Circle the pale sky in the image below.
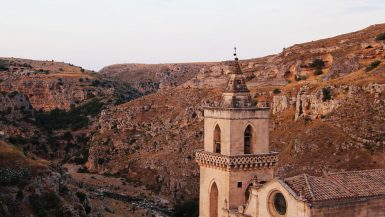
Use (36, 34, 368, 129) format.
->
(1, 0, 385, 71)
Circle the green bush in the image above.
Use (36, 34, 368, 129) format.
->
(309, 59, 325, 69)
(0, 167, 31, 186)
(273, 88, 281, 94)
(174, 199, 199, 217)
(35, 99, 104, 130)
(8, 136, 28, 145)
(63, 131, 73, 141)
(314, 69, 323, 75)
(77, 167, 89, 173)
(76, 191, 87, 202)
(30, 192, 62, 217)
(71, 148, 89, 165)
(366, 60, 381, 72)
(91, 80, 100, 86)
(375, 32, 385, 40)
(0, 60, 9, 71)
(322, 87, 332, 101)
(16, 190, 24, 200)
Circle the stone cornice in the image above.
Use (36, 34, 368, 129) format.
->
(195, 150, 278, 171)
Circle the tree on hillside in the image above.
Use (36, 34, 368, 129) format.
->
(0, 60, 9, 71)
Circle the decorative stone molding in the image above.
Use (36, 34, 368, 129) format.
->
(195, 150, 278, 171)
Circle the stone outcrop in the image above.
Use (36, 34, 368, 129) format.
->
(272, 95, 291, 114)
(294, 86, 340, 121)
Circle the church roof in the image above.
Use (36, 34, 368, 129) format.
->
(283, 169, 385, 204)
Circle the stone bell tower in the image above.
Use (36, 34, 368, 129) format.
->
(196, 49, 278, 217)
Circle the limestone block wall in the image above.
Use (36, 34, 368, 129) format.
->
(244, 180, 311, 217)
(204, 108, 270, 155)
(199, 167, 275, 217)
(199, 167, 230, 217)
(228, 169, 274, 210)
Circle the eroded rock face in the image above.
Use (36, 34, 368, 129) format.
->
(272, 95, 290, 114)
(0, 77, 113, 111)
(325, 55, 360, 80)
(294, 86, 340, 121)
(0, 91, 32, 117)
(273, 84, 385, 121)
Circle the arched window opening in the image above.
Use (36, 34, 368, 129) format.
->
(244, 125, 252, 154)
(210, 182, 219, 217)
(214, 125, 221, 154)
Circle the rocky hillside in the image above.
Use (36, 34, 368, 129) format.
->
(0, 58, 143, 111)
(0, 140, 89, 217)
(88, 24, 385, 202)
(0, 59, 157, 216)
(0, 57, 146, 176)
(1, 24, 385, 215)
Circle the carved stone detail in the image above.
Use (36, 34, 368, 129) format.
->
(195, 150, 278, 171)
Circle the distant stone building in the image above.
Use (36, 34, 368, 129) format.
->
(196, 54, 385, 217)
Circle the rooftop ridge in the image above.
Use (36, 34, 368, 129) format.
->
(327, 169, 385, 175)
(303, 174, 315, 200)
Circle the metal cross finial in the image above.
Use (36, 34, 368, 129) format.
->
(234, 47, 238, 61)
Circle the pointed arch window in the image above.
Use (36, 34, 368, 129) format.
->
(214, 125, 221, 154)
(244, 125, 252, 154)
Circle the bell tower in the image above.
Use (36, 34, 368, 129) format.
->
(196, 49, 278, 217)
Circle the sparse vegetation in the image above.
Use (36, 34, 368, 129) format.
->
(75, 191, 87, 202)
(8, 136, 28, 145)
(364, 142, 375, 154)
(322, 87, 332, 101)
(273, 88, 281, 94)
(304, 116, 312, 125)
(375, 32, 385, 40)
(91, 79, 101, 86)
(35, 99, 104, 130)
(77, 166, 89, 173)
(29, 192, 62, 217)
(174, 199, 199, 217)
(0, 167, 31, 186)
(38, 69, 50, 74)
(309, 58, 325, 69)
(0, 60, 10, 71)
(314, 69, 323, 75)
(21, 63, 31, 68)
(366, 60, 381, 72)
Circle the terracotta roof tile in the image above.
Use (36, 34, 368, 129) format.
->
(283, 169, 385, 203)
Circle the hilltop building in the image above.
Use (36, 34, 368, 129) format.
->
(195, 54, 385, 217)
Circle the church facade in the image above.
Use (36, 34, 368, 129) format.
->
(195, 55, 385, 217)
